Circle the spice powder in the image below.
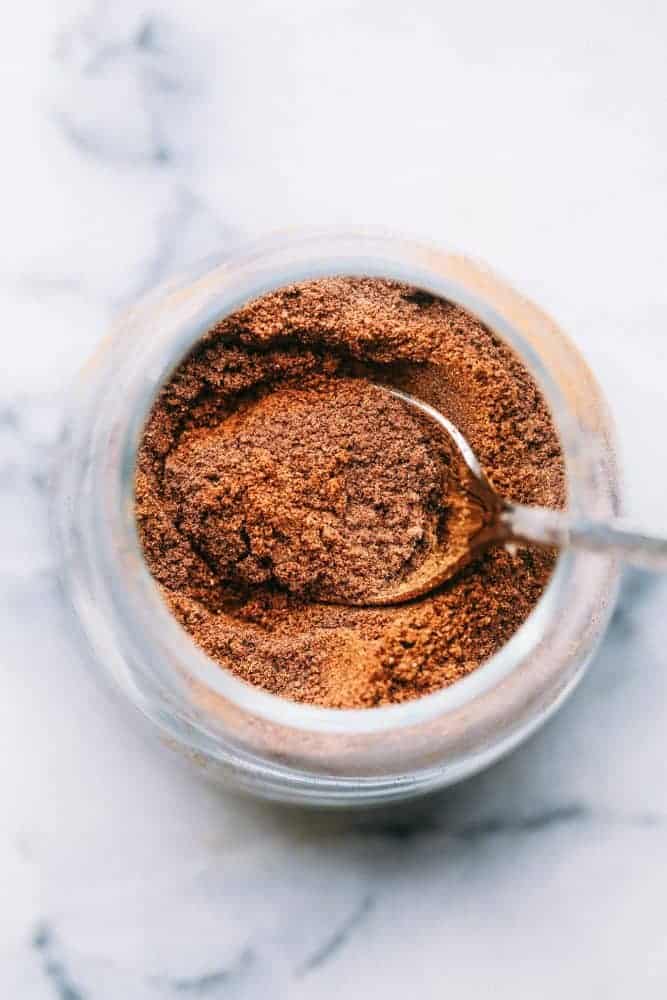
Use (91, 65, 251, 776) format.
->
(135, 278, 564, 708)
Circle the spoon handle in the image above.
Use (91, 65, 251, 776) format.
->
(506, 504, 667, 572)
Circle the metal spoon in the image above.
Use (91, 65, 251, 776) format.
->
(354, 387, 667, 607)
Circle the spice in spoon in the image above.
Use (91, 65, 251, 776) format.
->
(163, 379, 488, 605)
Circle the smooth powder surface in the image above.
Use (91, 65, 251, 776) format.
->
(135, 278, 565, 708)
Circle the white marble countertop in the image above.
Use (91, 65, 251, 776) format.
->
(3, 1, 667, 996)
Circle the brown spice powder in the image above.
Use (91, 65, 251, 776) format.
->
(135, 278, 565, 708)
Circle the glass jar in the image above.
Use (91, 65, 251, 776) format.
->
(52, 229, 621, 806)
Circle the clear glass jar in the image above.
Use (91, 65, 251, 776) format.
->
(52, 230, 621, 806)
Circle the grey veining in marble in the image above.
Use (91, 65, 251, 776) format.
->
(3, 1, 667, 997)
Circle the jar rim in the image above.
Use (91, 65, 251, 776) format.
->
(82, 228, 595, 737)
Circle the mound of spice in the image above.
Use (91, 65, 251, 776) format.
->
(163, 379, 462, 604)
(135, 278, 564, 708)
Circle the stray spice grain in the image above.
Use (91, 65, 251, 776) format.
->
(135, 278, 564, 708)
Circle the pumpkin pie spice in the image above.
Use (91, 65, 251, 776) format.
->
(135, 278, 564, 708)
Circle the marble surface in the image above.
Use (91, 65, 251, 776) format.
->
(3, 1, 667, 996)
